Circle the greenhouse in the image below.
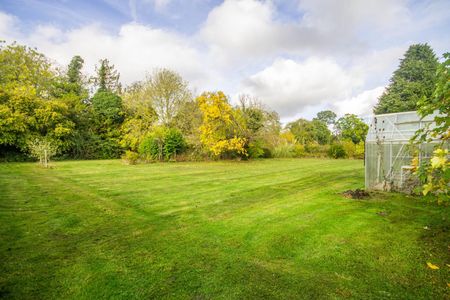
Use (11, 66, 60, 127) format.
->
(365, 111, 441, 192)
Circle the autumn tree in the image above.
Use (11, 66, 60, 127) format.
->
(374, 44, 438, 114)
(197, 91, 247, 158)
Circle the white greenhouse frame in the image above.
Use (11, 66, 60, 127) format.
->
(364, 111, 443, 192)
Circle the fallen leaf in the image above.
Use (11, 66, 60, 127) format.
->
(427, 262, 439, 270)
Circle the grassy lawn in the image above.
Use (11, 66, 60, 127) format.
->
(0, 159, 449, 299)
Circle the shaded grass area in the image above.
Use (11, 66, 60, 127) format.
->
(0, 159, 448, 299)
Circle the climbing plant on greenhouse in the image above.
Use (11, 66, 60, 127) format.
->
(413, 53, 450, 203)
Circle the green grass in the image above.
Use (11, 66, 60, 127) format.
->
(0, 159, 449, 299)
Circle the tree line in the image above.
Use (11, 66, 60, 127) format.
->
(0, 42, 446, 166)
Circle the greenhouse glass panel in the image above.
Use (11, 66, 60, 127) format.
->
(364, 111, 445, 192)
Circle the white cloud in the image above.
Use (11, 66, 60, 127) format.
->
(200, 0, 278, 63)
(7, 20, 215, 92)
(199, 0, 416, 66)
(240, 57, 360, 118)
(332, 86, 385, 117)
(298, 0, 410, 32)
(0, 11, 20, 41)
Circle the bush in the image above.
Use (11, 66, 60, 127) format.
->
(93, 137, 123, 159)
(164, 128, 186, 160)
(341, 140, 356, 158)
(138, 127, 186, 161)
(304, 143, 329, 158)
(273, 143, 295, 158)
(27, 137, 58, 167)
(122, 150, 139, 165)
(355, 142, 365, 159)
(293, 144, 306, 157)
(328, 143, 347, 159)
(261, 147, 273, 158)
(340, 140, 365, 159)
(248, 140, 265, 158)
(139, 135, 163, 161)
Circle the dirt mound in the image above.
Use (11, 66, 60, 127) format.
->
(342, 189, 370, 199)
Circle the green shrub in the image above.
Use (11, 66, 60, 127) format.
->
(328, 143, 347, 159)
(122, 150, 139, 165)
(139, 135, 163, 160)
(293, 144, 306, 157)
(248, 140, 265, 158)
(355, 142, 365, 159)
(341, 140, 356, 158)
(273, 143, 295, 158)
(304, 142, 329, 158)
(164, 128, 186, 160)
(261, 147, 273, 158)
(138, 127, 186, 161)
(340, 140, 365, 159)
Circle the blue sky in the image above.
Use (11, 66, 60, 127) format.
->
(1, 0, 449, 121)
(1, 0, 223, 33)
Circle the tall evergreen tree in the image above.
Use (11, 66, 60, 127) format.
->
(374, 44, 438, 114)
(93, 58, 121, 93)
(67, 55, 84, 84)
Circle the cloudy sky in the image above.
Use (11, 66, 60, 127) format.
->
(1, 0, 449, 122)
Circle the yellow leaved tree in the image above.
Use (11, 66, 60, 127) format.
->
(197, 91, 247, 158)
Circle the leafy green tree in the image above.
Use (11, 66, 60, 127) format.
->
(0, 42, 74, 155)
(335, 114, 368, 144)
(311, 119, 331, 145)
(374, 44, 438, 114)
(314, 110, 337, 125)
(287, 118, 331, 145)
(286, 119, 314, 144)
(93, 58, 121, 93)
